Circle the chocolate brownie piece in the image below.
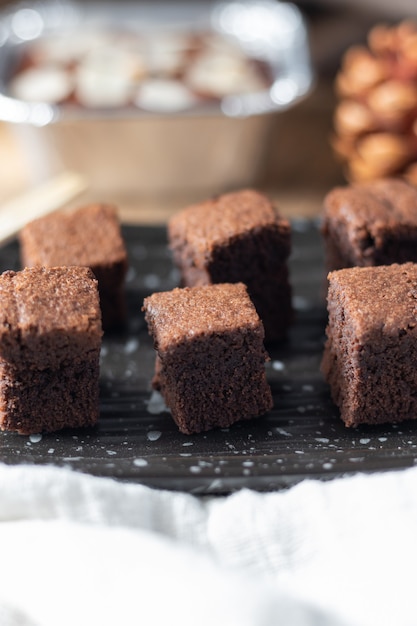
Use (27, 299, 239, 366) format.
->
(0, 266, 102, 434)
(19, 203, 128, 330)
(321, 262, 417, 427)
(322, 178, 417, 271)
(168, 189, 292, 341)
(143, 282, 273, 434)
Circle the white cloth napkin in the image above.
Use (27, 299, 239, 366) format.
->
(1, 462, 417, 626)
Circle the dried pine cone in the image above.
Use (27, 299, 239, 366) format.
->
(333, 20, 417, 184)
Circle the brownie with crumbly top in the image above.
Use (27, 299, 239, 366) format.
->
(321, 262, 417, 427)
(19, 203, 128, 330)
(322, 178, 417, 271)
(143, 282, 273, 434)
(168, 189, 292, 341)
(0, 266, 102, 435)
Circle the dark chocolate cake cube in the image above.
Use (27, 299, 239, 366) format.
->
(0, 266, 102, 434)
(321, 262, 417, 427)
(168, 189, 292, 341)
(143, 282, 273, 434)
(322, 178, 417, 271)
(19, 203, 128, 330)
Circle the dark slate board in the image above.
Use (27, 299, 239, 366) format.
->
(1, 220, 417, 494)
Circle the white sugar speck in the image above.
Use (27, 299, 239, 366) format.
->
(124, 338, 139, 354)
(29, 433, 42, 443)
(206, 479, 224, 490)
(242, 460, 254, 468)
(378, 437, 388, 443)
(276, 428, 292, 437)
(293, 295, 311, 311)
(182, 441, 193, 447)
(323, 462, 333, 470)
(360, 438, 371, 445)
(147, 430, 162, 442)
(106, 450, 117, 456)
(190, 466, 202, 474)
(146, 390, 169, 415)
(272, 360, 285, 371)
(133, 458, 148, 467)
(302, 384, 314, 392)
(126, 266, 137, 281)
(144, 273, 161, 289)
(315, 437, 330, 444)
(47, 448, 55, 454)
(198, 460, 212, 468)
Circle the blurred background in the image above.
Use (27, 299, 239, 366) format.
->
(0, 0, 416, 223)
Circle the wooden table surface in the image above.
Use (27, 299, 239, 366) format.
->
(0, 77, 344, 227)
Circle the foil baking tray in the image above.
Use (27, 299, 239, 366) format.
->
(0, 0, 312, 122)
(0, 1, 313, 195)
(2, 221, 417, 495)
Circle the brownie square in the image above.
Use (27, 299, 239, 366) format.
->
(322, 178, 417, 271)
(321, 262, 417, 427)
(143, 283, 273, 434)
(0, 266, 103, 434)
(19, 203, 128, 331)
(168, 189, 292, 342)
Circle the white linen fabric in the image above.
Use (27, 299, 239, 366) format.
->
(0, 462, 416, 626)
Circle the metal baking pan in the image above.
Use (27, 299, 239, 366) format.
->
(2, 220, 417, 495)
(0, 1, 313, 195)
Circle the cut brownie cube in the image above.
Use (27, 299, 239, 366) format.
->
(168, 189, 292, 341)
(143, 283, 273, 434)
(19, 203, 128, 331)
(322, 178, 417, 271)
(0, 266, 102, 434)
(321, 262, 417, 427)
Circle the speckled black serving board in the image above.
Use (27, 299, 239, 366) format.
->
(1, 220, 417, 494)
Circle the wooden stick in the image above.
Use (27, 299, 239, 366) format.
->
(0, 171, 87, 246)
